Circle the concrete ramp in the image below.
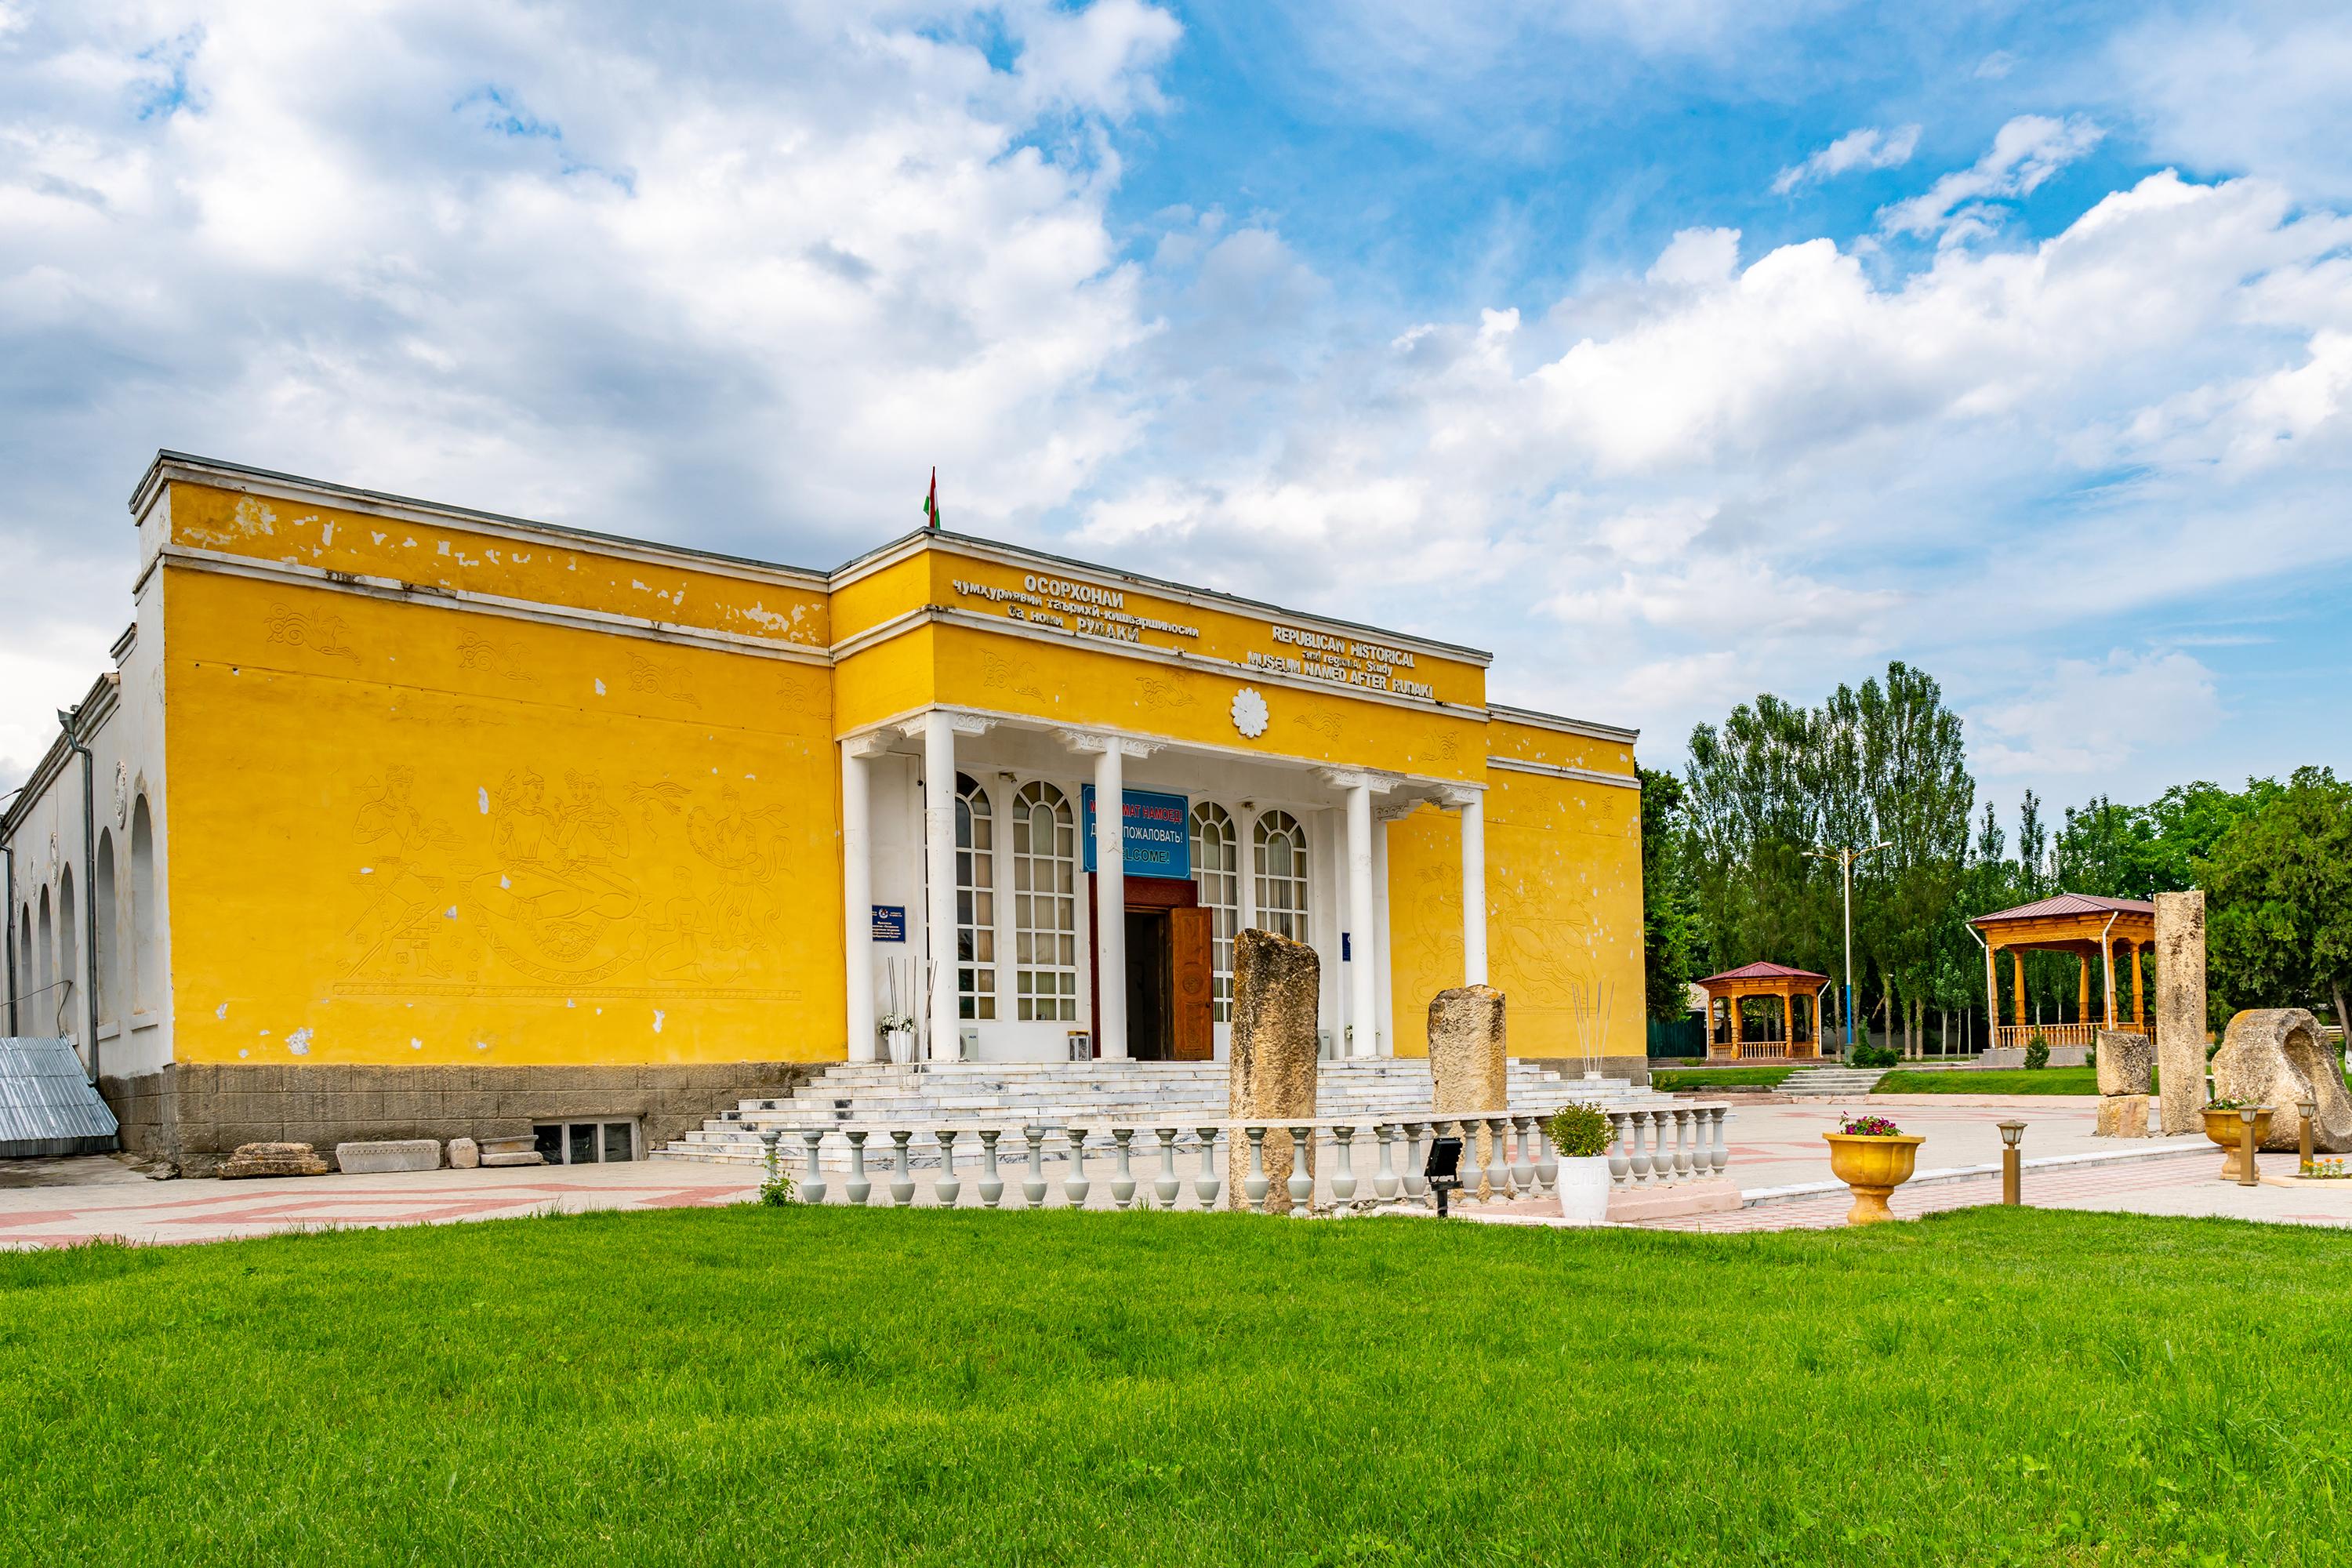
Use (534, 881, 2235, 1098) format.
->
(0, 1038, 119, 1157)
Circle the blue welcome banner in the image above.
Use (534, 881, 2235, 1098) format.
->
(1080, 786, 1191, 880)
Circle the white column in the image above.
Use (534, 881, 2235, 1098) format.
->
(841, 739, 876, 1062)
(1093, 742, 1127, 1060)
(1345, 782, 1376, 1058)
(1236, 803, 1259, 933)
(922, 710, 959, 1062)
(1456, 788, 1488, 987)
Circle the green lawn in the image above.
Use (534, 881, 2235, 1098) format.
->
(1648, 1064, 1795, 1090)
(8, 1207, 2352, 1564)
(1877, 1066, 2109, 1095)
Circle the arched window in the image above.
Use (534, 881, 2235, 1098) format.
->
(130, 797, 156, 1014)
(1011, 781, 1079, 1023)
(1189, 803, 1239, 1024)
(93, 829, 118, 1028)
(57, 866, 78, 1040)
(954, 773, 996, 1021)
(1254, 810, 1309, 942)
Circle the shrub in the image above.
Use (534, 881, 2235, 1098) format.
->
(1839, 1114, 1904, 1137)
(1547, 1102, 1613, 1159)
(1851, 1041, 1898, 1069)
(757, 1140, 797, 1207)
(2024, 1034, 2050, 1071)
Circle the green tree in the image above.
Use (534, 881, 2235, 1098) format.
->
(1636, 768, 1703, 1023)
(2200, 767, 2352, 1032)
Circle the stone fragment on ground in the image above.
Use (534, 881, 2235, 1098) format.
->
(217, 1142, 329, 1179)
(2214, 1008, 2352, 1152)
(334, 1139, 442, 1174)
(477, 1134, 546, 1169)
(448, 1137, 480, 1170)
(2095, 1094, 2151, 1138)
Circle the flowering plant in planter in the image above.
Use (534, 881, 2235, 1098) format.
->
(1823, 1114, 1925, 1225)
(1838, 1114, 1904, 1138)
(1544, 1101, 1616, 1225)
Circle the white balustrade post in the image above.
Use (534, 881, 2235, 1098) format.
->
(978, 1128, 1004, 1208)
(799, 1129, 829, 1204)
(1536, 1117, 1559, 1191)
(1711, 1106, 1731, 1177)
(1063, 1125, 1091, 1207)
(845, 1130, 873, 1205)
(1373, 1124, 1399, 1202)
(935, 1129, 961, 1207)
(1674, 1109, 1695, 1181)
(1022, 1125, 1047, 1208)
(1512, 1115, 1536, 1192)
(1244, 1126, 1269, 1209)
(1628, 1112, 1653, 1186)
(1287, 1127, 1314, 1210)
(1331, 1124, 1358, 1203)
(1154, 1127, 1181, 1207)
(1194, 1127, 1222, 1208)
(1607, 1112, 1631, 1186)
(889, 1129, 916, 1207)
(1110, 1127, 1136, 1209)
(1486, 1116, 1512, 1198)
(1403, 1121, 1428, 1200)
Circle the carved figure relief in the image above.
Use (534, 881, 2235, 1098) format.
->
(265, 601, 358, 661)
(457, 630, 528, 681)
(1137, 673, 1196, 711)
(626, 652, 700, 708)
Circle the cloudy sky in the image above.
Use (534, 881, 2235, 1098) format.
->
(4, 1, 2347, 817)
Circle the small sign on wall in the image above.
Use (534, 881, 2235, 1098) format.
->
(1080, 786, 1192, 880)
(872, 905, 906, 942)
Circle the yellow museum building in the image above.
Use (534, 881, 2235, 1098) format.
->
(2, 452, 1645, 1168)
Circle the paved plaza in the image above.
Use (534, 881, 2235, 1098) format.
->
(5, 1092, 2347, 1247)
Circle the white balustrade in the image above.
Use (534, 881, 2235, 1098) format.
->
(935, 1128, 960, 1207)
(890, 1129, 916, 1207)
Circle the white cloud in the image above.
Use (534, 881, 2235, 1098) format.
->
(1972, 652, 2223, 779)
(1877, 114, 2103, 240)
(1771, 124, 1921, 195)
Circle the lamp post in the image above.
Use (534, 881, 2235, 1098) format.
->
(1997, 1120, 2025, 1205)
(1807, 841, 1890, 1059)
(2299, 1098, 2318, 1173)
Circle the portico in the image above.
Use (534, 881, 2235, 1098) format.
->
(838, 710, 1490, 1065)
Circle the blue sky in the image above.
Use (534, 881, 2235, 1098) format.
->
(2, 0, 2347, 823)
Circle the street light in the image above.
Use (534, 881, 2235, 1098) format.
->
(1998, 1120, 2025, 1205)
(1807, 841, 1890, 1059)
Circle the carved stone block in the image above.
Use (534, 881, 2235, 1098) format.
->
(2094, 1030, 2154, 1098)
(2094, 1095, 2151, 1138)
(217, 1142, 328, 1179)
(1227, 927, 1319, 1212)
(1429, 985, 1507, 1197)
(333, 1138, 442, 1174)
(2154, 891, 2208, 1136)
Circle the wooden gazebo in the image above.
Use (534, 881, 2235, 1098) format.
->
(1967, 893, 2157, 1055)
(1697, 961, 1830, 1062)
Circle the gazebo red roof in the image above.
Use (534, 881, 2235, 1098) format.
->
(1969, 893, 2155, 928)
(1695, 960, 1831, 987)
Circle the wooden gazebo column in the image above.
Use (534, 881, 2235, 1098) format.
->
(2132, 942, 2147, 1030)
(2011, 950, 2027, 1026)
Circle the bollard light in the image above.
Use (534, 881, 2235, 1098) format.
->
(1425, 1136, 1465, 1218)
(2238, 1107, 2262, 1189)
(1997, 1120, 2025, 1207)
(2299, 1098, 2318, 1172)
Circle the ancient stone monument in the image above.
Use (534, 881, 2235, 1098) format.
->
(2153, 891, 2207, 1136)
(1228, 927, 1319, 1212)
(335, 1138, 443, 1174)
(217, 1141, 328, 1179)
(2092, 1029, 2154, 1138)
(2213, 1007, 2352, 1153)
(448, 1137, 481, 1170)
(1429, 984, 1507, 1198)
(478, 1134, 546, 1168)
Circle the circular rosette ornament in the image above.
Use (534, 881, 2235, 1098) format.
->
(1230, 686, 1270, 739)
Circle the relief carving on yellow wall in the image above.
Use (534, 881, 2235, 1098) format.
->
(626, 652, 702, 708)
(264, 602, 359, 662)
(457, 629, 529, 681)
(338, 764, 804, 1002)
(1134, 672, 1196, 711)
(982, 652, 1043, 699)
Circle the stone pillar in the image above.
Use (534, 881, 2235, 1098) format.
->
(1428, 984, 1505, 1199)
(2092, 1029, 2153, 1138)
(922, 710, 959, 1063)
(1227, 928, 1319, 1211)
(841, 739, 877, 1063)
(2154, 891, 2206, 1136)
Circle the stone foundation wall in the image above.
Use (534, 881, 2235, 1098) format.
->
(101, 1061, 821, 1174)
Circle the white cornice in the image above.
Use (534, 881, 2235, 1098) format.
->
(152, 546, 832, 668)
(1487, 702, 1641, 746)
(1486, 756, 1642, 791)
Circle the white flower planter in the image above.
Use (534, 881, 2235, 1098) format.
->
(884, 1027, 915, 1065)
(1555, 1155, 1613, 1225)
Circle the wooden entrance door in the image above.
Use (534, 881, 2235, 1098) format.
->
(1171, 906, 1214, 1061)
